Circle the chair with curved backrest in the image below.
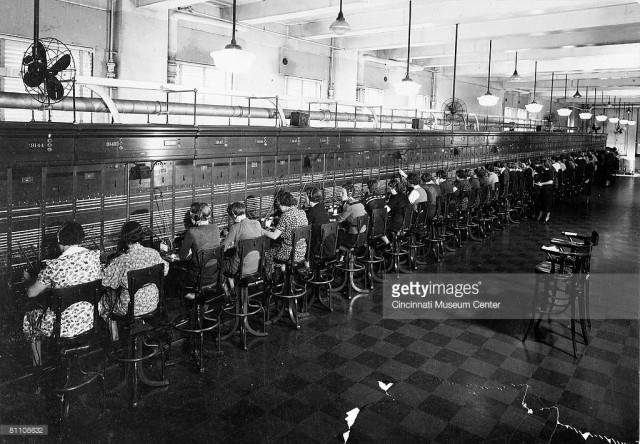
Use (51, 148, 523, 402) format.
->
(406, 203, 428, 270)
(170, 246, 223, 370)
(475, 186, 494, 234)
(332, 214, 369, 300)
(109, 263, 169, 407)
(48, 279, 105, 421)
(221, 236, 269, 350)
(384, 205, 414, 274)
(270, 225, 311, 329)
(357, 208, 387, 290)
(303, 222, 339, 311)
(523, 246, 591, 357)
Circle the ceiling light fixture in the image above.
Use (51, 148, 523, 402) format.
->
(329, 0, 351, 35)
(209, 0, 255, 73)
(477, 40, 499, 107)
(572, 79, 581, 99)
(509, 51, 522, 82)
(394, 0, 421, 96)
(579, 86, 592, 120)
(619, 102, 629, 124)
(609, 97, 619, 124)
(628, 105, 636, 125)
(595, 90, 608, 122)
(557, 74, 572, 117)
(525, 61, 543, 113)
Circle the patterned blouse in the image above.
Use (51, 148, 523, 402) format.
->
(275, 207, 308, 262)
(23, 246, 102, 342)
(102, 243, 169, 317)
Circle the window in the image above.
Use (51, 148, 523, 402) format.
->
(285, 76, 322, 111)
(176, 61, 231, 125)
(416, 94, 430, 111)
(504, 106, 528, 125)
(0, 36, 93, 122)
(363, 87, 384, 107)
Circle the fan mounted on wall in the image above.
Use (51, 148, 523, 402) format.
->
(21, 0, 76, 105)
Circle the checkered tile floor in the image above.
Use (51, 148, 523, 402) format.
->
(1, 178, 638, 443)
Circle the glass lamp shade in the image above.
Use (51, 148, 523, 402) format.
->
(525, 101, 543, 113)
(509, 70, 522, 82)
(329, 15, 351, 35)
(477, 91, 499, 107)
(556, 108, 572, 117)
(394, 76, 421, 96)
(595, 114, 608, 122)
(627, 120, 636, 126)
(619, 119, 629, 125)
(579, 112, 592, 120)
(609, 117, 619, 124)
(210, 42, 255, 73)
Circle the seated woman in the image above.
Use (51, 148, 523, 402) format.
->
(335, 182, 367, 247)
(305, 187, 332, 258)
(23, 221, 103, 365)
(178, 203, 221, 294)
(455, 169, 471, 211)
(407, 173, 428, 207)
(262, 192, 308, 279)
(101, 222, 169, 321)
(381, 178, 410, 245)
(222, 202, 263, 292)
(362, 179, 386, 214)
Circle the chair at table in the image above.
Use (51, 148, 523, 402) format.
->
(269, 225, 312, 329)
(332, 215, 370, 300)
(170, 247, 223, 370)
(523, 246, 591, 358)
(109, 263, 169, 407)
(385, 205, 414, 275)
(46, 279, 105, 421)
(221, 236, 269, 350)
(303, 222, 339, 311)
(358, 209, 387, 290)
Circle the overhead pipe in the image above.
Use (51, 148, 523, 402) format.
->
(106, 0, 117, 81)
(0, 92, 414, 124)
(167, 10, 178, 83)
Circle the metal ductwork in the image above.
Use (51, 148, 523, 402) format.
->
(0, 92, 415, 124)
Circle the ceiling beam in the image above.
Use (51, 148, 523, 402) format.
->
(326, 4, 640, 51)
(136, 0, 212, 11)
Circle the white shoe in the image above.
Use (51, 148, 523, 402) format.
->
(185, 292, 196, 300)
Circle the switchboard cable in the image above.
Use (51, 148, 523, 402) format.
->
(152, 187, 172, 250)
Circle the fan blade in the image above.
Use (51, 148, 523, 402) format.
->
(49, 54, 71, 75)
(23, 63, 46, 87)
(45, 75, 65, 101)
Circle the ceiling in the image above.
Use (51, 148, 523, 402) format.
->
(139, 0, 640, 104)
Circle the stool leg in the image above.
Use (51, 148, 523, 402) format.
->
(571, 300, 577, 358)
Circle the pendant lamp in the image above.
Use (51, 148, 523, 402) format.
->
(329, 0, 351, 35)
(509, 52, 522, 82)
(572, 79, 581, 99)
(619, 103, 629, 125)
(595, 91, 607, 122)
(628, 105, 636, 125)
(609, 97, 619, 123)
(394, 0, 421, 96)
(210, 0, 255, 73)
(525, 61, 543, 113)
(556, 74, 572, 117)
(579, 86, 592, 120)
(477, 40, 499, 106)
